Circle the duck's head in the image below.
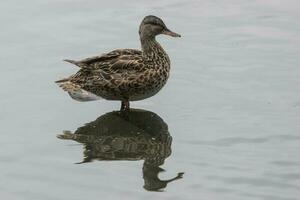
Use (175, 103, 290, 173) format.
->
(139, 15, 181, 39)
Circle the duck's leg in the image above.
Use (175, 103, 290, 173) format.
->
(121, 100, 130, 111)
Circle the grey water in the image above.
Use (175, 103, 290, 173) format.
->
(1, 0, 300, 199)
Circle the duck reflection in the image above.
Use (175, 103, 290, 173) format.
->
(57, 109, 184, 191)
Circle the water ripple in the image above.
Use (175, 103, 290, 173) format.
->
(206, 175, 300, 190)
(264, 172, 300, 181)
(184, 134, 300, 146)
(240, 192, 298, 200)
(270, 161, 300, 167)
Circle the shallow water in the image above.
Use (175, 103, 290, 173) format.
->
(1, 0, 300, 199)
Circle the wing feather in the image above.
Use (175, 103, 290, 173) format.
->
(74, 49, 142, 67)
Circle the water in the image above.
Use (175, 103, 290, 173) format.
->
(1, 0, 300, 199)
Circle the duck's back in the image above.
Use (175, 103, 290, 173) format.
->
(67, 49, 142, 70)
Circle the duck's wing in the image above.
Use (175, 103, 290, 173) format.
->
(68, 53, 146, 87)
(64, 49, 142, 70)
(56, 66, 147, 101)
(57, 49, 146, 100)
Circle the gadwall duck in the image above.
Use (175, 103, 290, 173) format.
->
(56, 15, 180, 111)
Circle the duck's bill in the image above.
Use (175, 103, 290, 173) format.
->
(162, 29, 181, 37)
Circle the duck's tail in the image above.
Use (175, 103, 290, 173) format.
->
(63, 59, 86, 68)
(56, 80, 101, 102)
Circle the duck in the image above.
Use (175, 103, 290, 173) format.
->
(56, 15, 181, 111)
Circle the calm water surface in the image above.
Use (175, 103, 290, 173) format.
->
(1, 0, 300, 199)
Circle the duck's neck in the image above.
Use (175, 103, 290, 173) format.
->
(140, 36, 169, 63)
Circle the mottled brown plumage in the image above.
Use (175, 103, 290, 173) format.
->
(56, 15, 180, 111)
